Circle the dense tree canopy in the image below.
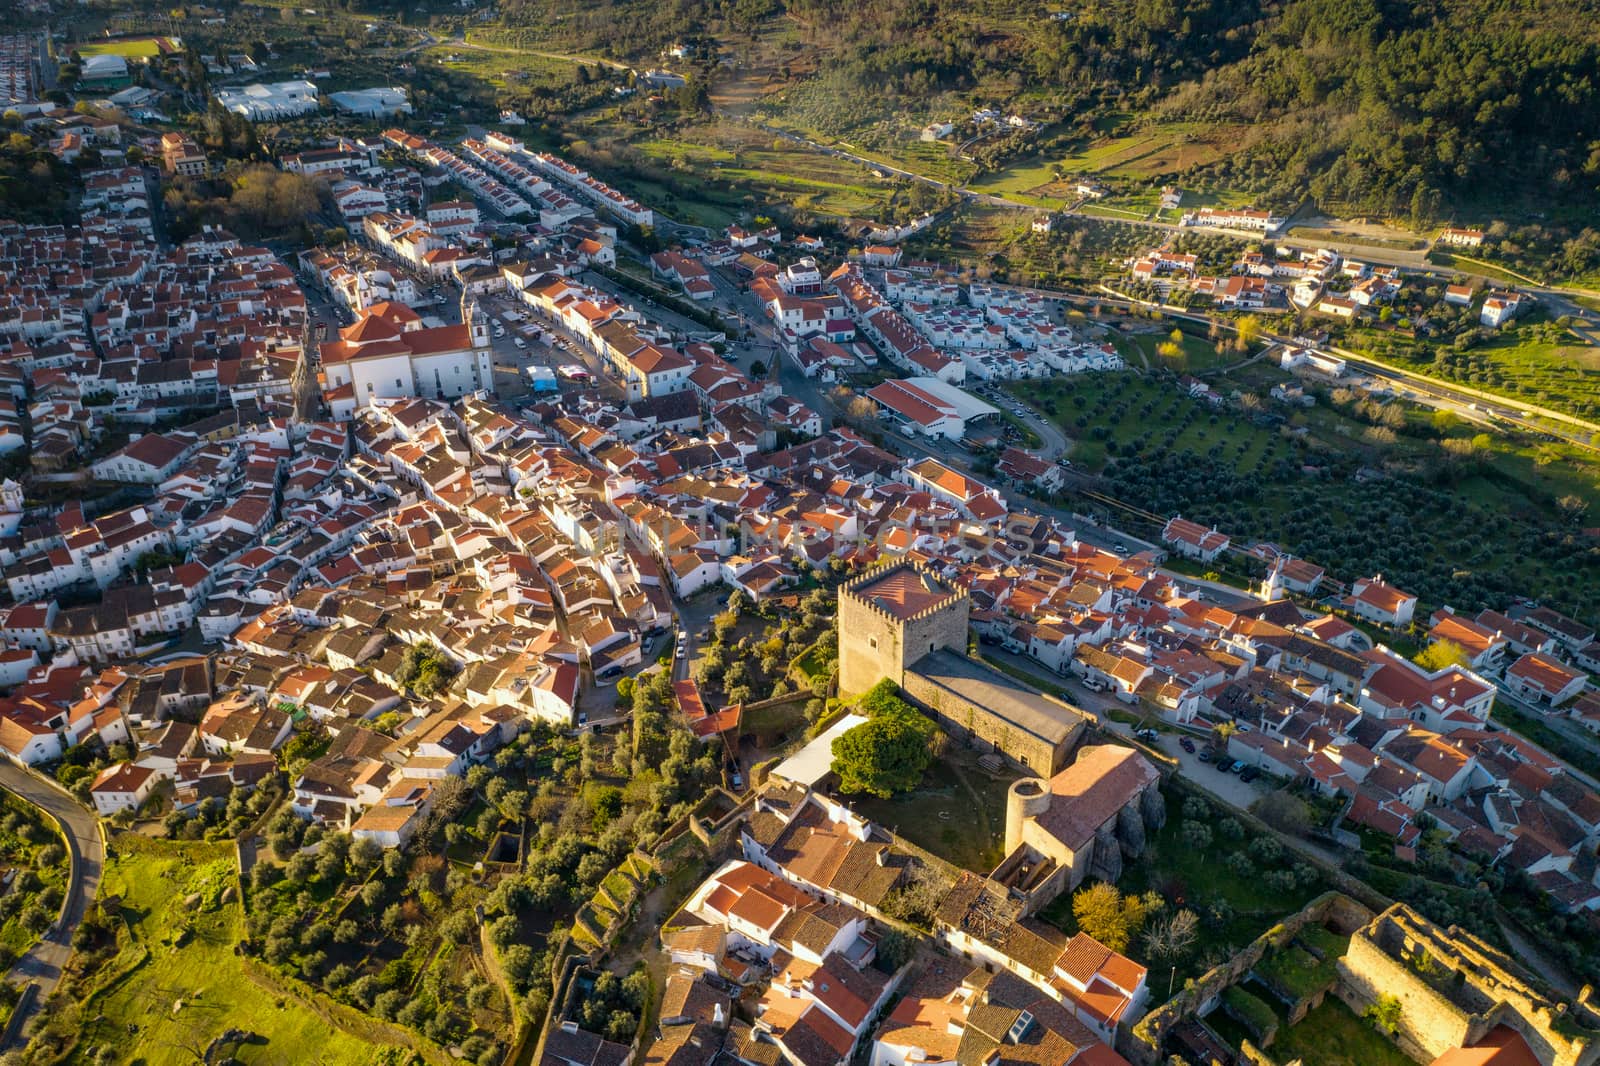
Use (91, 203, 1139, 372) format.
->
(499, 0, 1600, 222)
(831, 683, 937, 797)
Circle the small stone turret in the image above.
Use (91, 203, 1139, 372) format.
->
(1005, 777, 1051, 856)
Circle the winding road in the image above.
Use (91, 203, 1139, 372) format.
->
(0, 763, 103, 1050)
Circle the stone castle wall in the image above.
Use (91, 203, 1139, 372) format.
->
(836, 563, 970, 696)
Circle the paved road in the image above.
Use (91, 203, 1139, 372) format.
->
(0, 763, 103, 1049)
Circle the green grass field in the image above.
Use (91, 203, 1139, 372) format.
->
(966, 121, 1255, 215)
(1428, 250, 1546, 286)
(423, 44, 582, 90)
(1270, 998, 1415, 1066)
(1017, 372, 1281, 477)
(1114, 330, 1231, 373)
(1037, 788, 1320, 988)
(630, 131, 889, 216)
(555, 118, 903, 225)
(72, 836, 404, 1066)
(78, 37, 171, 58)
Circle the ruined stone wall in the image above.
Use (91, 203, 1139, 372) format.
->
(1337, 905, 1600, 1066)
(1335, 921, 1474, 1062)
(1121, 892, 1377, 1066)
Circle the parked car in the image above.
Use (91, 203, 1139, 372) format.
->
(1197, 750, 1213, 763)
(1214, 757, 1235, 772)
(1179, 737, 1197, 754)
(1229, 760, 1246, 775)
(1135, 727, 1158, 741)
(675, 645, 687, 659)
(513, 337, 527, 349)
(1239, 766, 1261, 783)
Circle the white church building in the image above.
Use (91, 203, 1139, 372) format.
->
(319, 297, 494, 419)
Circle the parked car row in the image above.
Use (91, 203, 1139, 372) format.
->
(1195, 753, 1261, 782)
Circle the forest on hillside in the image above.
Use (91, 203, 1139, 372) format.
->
(497, 0, 1600, 223)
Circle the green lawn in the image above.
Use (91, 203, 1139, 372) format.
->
(1114, 330, 1231, 373)
(1270, 997, 1415, 1066)
(73, 835, 405, 1066)
(846, 750, 1021, 872)
(78, 37, 169, 58)
(790, 640, 837, 687)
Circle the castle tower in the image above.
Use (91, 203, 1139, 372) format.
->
(836, 561, 970, 696)
(1005, 777, 1051, 857)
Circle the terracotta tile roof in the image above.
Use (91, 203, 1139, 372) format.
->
(1032, 746, 1159, 852)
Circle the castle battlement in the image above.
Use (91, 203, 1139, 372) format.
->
(839, 560, 970, 626)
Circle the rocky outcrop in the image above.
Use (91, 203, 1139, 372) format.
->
(1141, 784, 1167, 831)
(1117, 800, 1147, 858)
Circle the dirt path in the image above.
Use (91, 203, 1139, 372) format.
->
(1203, 347, 1267, 378)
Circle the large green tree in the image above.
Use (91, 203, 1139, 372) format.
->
(831, 699, 936, 798)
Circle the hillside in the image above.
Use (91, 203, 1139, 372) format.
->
(495, 0, 1600, 236)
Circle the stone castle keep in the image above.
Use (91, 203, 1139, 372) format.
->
(837, 561, 1092, 774)
(837, 560, 972, 693)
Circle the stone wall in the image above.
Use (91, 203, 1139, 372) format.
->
(1336, 904, 1600, 1066)
(1122, 892, 1376, 1066)
(900, 669, 1070, 773)
(1335, 917, 1474, 1061)
(836, 564, 969, 696)
(837, 591, 907, 696)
